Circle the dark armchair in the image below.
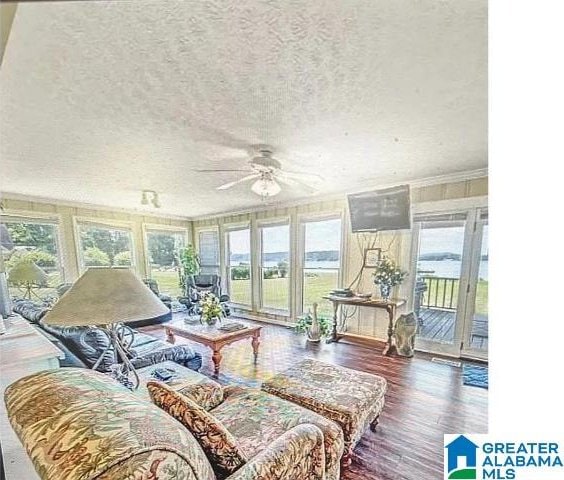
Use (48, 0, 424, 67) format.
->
(179, 274, 231, 317)
(143, 278, 172, 310)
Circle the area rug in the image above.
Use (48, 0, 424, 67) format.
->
(463, 364, 488, 389)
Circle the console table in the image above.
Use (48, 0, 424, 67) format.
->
(322, 295, 406, 355)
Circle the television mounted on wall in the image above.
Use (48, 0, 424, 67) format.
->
(347, 185, 411, 232)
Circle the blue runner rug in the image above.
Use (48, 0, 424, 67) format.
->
(463, 364, 488, 389)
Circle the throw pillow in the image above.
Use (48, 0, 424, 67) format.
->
(176, 379, 224, 411)
(147, 380, 247, 479)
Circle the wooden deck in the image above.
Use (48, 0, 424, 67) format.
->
(418, 308, 488, 350)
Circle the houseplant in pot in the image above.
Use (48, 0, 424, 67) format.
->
(295, 303, 332, 342)
(373, 256, 407, 301)
(200, 292, 223, 326)
(178, 245, 200, 293)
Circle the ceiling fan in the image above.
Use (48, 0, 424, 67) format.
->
(194, 146, 323, 198)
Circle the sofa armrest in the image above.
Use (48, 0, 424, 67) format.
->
(227, 424, 325, 480)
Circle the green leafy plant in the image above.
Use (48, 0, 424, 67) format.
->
(83, 247, 111, 266)
(113, 251, 131, 266)
(200, 292, 223, 325)
(178, 245, 200, 291)
(5, 249, 57, 269)
(277, 260, 289, 278)
(230, 265, 250, 280)
(295, 311, 332, 338)
(373, 256, 407, 287)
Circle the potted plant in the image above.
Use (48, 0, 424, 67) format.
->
(295, 303, 332, 342)
(178, 245, 200, 293)
(200, 292, 224, 326)
(373, 256, 407, 301)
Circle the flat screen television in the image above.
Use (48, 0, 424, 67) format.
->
(347, 185, 411, 232)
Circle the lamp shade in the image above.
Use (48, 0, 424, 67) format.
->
(43, 267, 169, 327)
(8, 261, 49, 286)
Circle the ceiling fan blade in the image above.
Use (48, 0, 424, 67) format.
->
(278, 170, 324, 183)
(217, 174, 260, 190)
(194, 169, 250, 173)
(276, 176, 300, 187)
(276, 175, 318, 194)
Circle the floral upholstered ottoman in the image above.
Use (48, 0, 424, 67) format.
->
(261, 358, 387, 464)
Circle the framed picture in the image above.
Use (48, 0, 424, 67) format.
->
(364, 248, 382, 268)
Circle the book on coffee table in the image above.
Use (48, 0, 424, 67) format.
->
(218, 322, 247, 332)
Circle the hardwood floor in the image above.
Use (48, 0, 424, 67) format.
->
(141, 317, 488, 480)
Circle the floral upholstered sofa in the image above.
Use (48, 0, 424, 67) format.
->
(5, 368, 344, 480)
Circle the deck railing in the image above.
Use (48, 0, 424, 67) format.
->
(420, 276, 459, 310)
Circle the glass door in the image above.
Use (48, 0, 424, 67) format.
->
(411, 213, 470, 356)
(462, 210, 489, 359)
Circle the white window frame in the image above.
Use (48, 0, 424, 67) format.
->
(406, 196, 488, 358)
(142, 223, 189, 282)
(223, 222, 252, 309)
(1, 211, 66, 283)
(195, 226, 221, 275)
(297, 212, 345, 316)
(257, 217, 291, 315)
(73, 216, 137, 273)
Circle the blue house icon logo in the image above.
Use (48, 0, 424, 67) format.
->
(445, 435, 478, 479)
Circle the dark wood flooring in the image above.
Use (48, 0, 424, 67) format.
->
(141, 316, 488, 480)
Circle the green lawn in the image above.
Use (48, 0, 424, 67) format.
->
(231, 271, 338, 317)
(151, 270, 183, 297)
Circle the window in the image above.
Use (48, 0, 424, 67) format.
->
(2, 217, 64, 299)
(260, 223, 290, 311)
(302, 217, 342, 316)
(226, 227, 251, 306)
(198, 230, 220, 274)
(146, 229, 186, 297)
(77, 221, 134, 270)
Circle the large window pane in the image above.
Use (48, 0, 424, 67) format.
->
(302, 218, 341, 317)
(3, 219, 63, 300)
(260, 224, 289, 311)
(198, 230, 220, 275)
(78, 223, 134, 270)
(414, 219, 466, 345)
(227, 228, 251, 305)
(146, 230, 185, 298)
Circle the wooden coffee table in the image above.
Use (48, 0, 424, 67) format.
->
(164, 320, 261, 376)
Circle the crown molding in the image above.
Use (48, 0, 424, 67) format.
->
(0, 191, 191, 222)
(1, 167, 487, 223)
(191, 168, 488, 221)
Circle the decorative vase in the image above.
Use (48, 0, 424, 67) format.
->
(307, 302, 322, 342)
(379, 284, 392, 301)
(201, 316, 220, 326)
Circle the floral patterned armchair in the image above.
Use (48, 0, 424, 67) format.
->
(4, 369, 331, 480)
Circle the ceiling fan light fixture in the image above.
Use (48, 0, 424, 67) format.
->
(251, 177, 281, 198)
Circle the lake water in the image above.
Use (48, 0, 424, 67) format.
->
(417, 260, 488, 280)
(264, 260, 340, 269)
(265, 259, 489, 280)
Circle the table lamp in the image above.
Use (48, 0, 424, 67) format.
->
(42, 267, 169, 389)
(8, 260, 49, 299)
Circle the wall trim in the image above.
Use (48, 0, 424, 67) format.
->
(1, 192, 191, 222)
(192, 168, 488, 221)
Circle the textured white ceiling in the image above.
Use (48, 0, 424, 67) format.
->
(0, 0, 487, 218)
